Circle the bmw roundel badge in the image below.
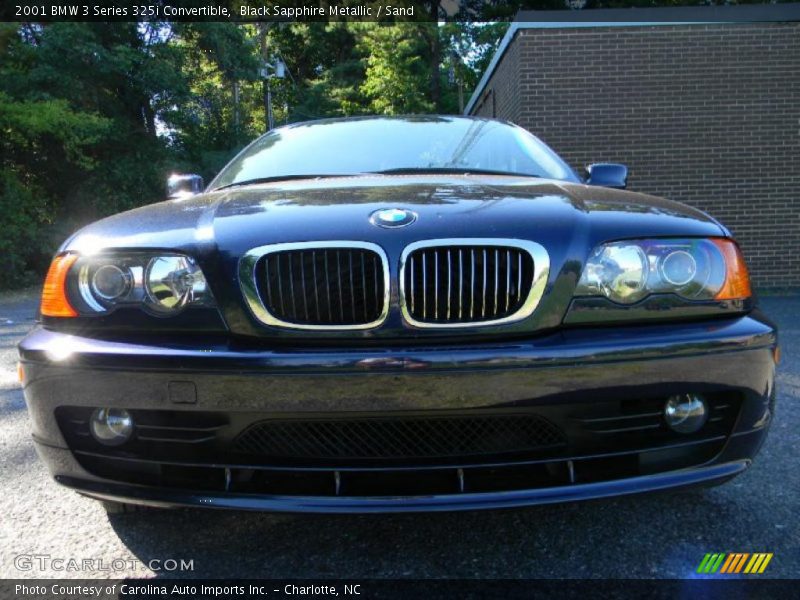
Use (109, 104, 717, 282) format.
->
(370, 208, 417, 228)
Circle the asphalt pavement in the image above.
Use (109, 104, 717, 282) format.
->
(1, 290, 797, 579)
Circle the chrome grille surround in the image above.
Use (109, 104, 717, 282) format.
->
(399, 238, 550, 328)
(239, 241, 390, 330)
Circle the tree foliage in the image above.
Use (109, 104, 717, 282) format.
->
(359, 25, 435, 114)
(0, 20, 508, 288)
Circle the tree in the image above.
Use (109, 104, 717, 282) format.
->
(166, 23, 261, 179)
(267, 23, 366, 120)
(0, 92, 110, 284)
(359, 25, 434, 115)
(440, 22, 510, 113)
(0, 20, 509, 288)
(0, 22, 250, 286)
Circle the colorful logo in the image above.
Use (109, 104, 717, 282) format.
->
(370, 208, 417, 228)
(696, 553, 773, 575)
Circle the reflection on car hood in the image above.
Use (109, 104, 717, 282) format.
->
(63, 174, 724, 256)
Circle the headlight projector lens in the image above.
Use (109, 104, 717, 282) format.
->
(660, 250, 697, 287)
(145, 255, 204, 313)
(598, 244, 648, 303)
(91, 264, 132, 301)
(90, 408, 134, 446)
(664, 394, 708, 434)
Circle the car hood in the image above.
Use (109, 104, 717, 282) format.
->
(64, 174, 724, 254)
(63, 175, 726, 340)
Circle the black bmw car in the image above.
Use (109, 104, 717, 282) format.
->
(19, 116, 777, 513)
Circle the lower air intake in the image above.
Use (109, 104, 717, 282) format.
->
(233, 413, 566, 461)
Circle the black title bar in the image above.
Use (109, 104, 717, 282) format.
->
(3, 579, 800, 600)
(4, 1, 800, 23)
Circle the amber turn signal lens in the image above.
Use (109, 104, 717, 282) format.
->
(41, 254, 78, 317)
(712, 239, 752, 301)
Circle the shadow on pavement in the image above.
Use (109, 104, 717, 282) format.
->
(104, 483, 779, 579)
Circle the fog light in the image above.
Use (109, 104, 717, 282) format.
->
(664, 394, 708, 434)
(90, 408, 133, 446)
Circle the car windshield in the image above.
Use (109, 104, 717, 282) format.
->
(209, 117, 579, 189)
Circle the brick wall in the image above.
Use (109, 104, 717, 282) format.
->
(471, 23, 800, 288)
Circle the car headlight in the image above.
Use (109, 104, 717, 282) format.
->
(144, 255, 209, 313)
(40, 252, 214, 317)
(575, 238, 751, 304)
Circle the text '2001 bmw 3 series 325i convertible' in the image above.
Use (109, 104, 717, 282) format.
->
(19, 116, 777, 514)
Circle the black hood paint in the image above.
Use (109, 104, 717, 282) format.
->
(62, 175, 727, 340)
(63, 174, 724, 252)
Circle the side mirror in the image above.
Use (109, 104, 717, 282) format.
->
(585, 163, 628, 189)
(167, 173, 204, 199)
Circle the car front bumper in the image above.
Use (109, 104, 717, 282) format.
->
(19, 313, 777, 513)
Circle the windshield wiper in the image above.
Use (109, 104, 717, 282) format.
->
(367, 167, 541, 178)
(213, 174, 355, 191)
